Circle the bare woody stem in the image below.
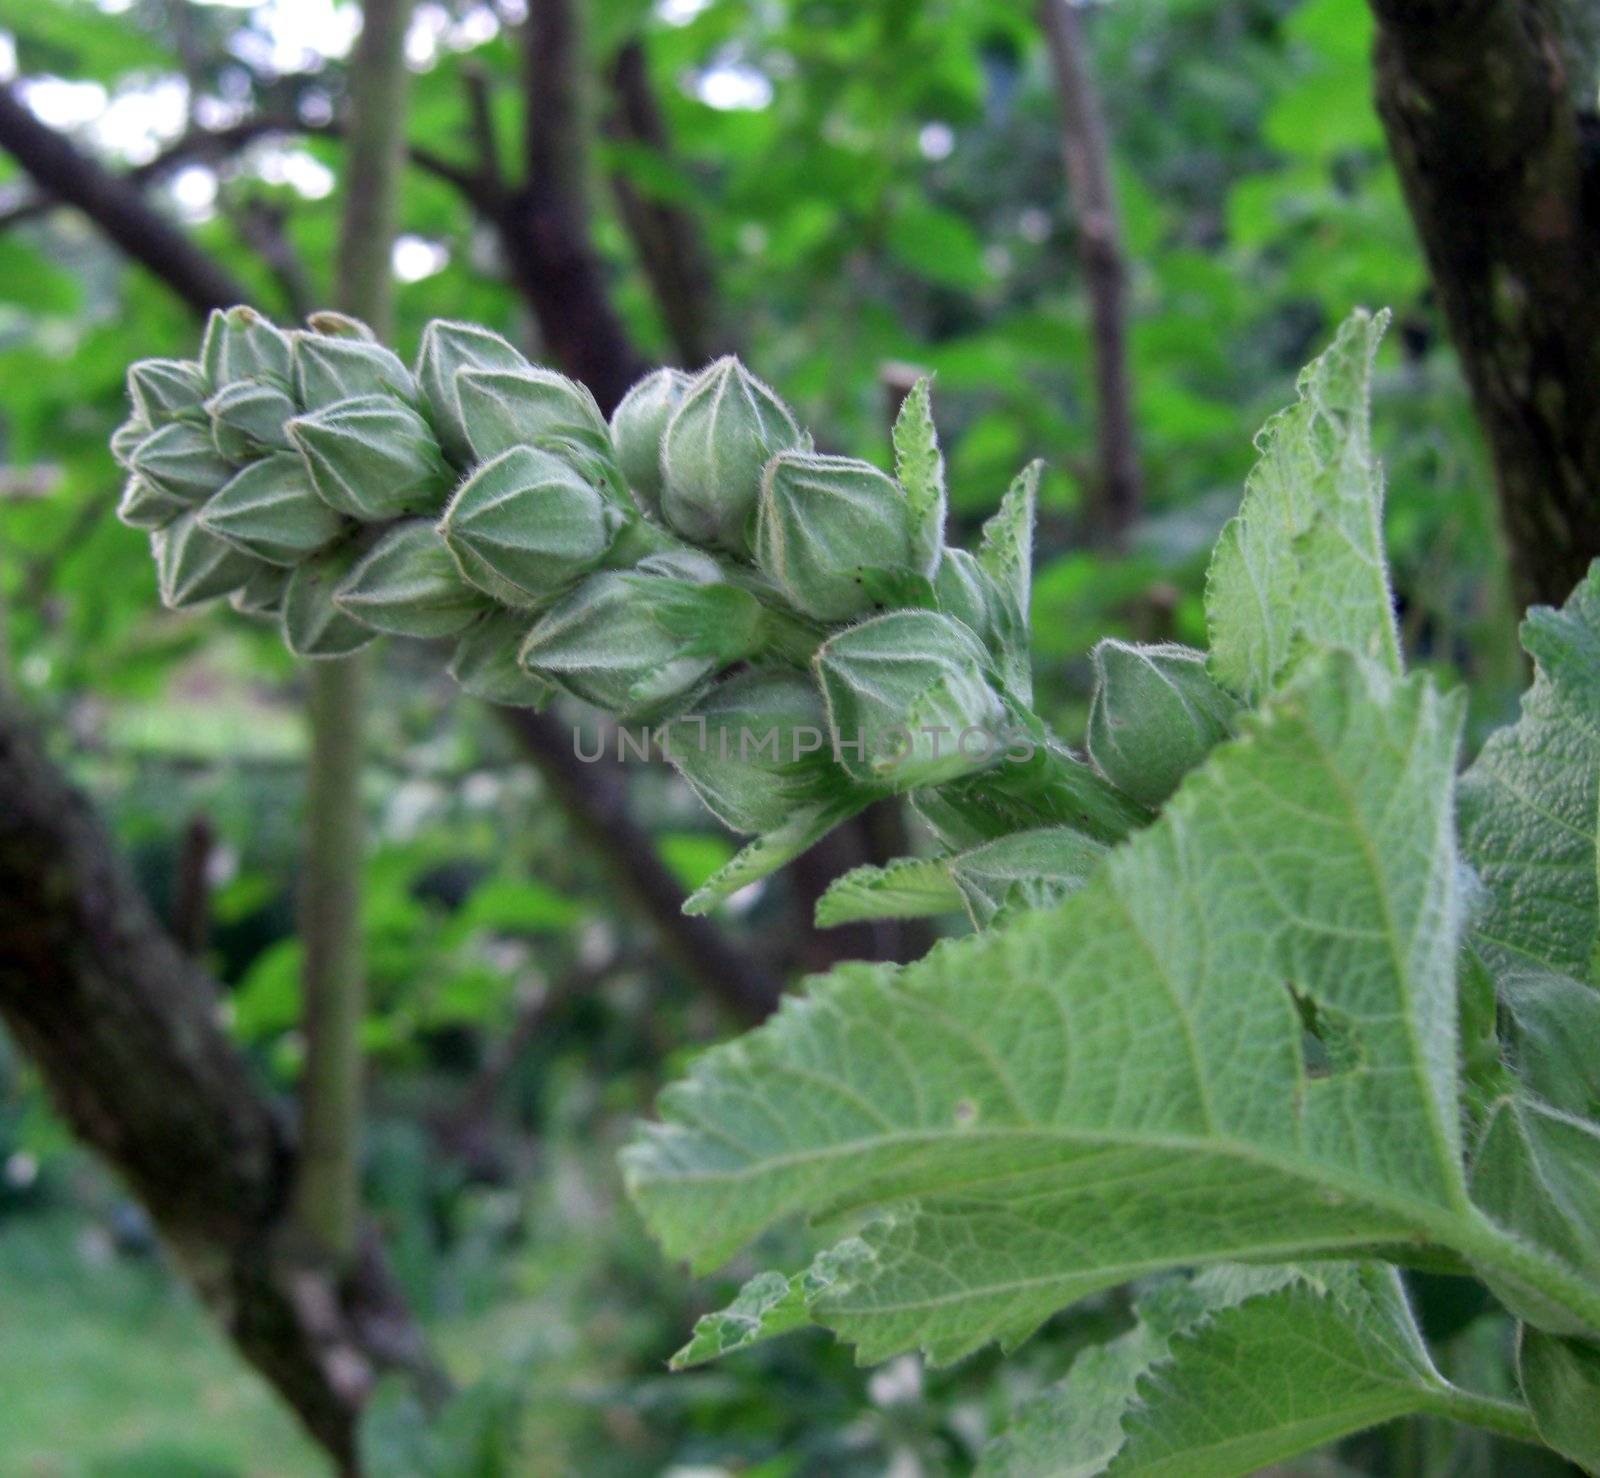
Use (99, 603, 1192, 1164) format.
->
(1038, 0, 1142, 548)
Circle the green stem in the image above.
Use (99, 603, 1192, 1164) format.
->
(1426, 1387, 1542, 1448)
(291, 0, 412, 1265)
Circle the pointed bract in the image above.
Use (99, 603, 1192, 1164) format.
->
(755, 449, 929, 622)
(286, 395, 454, 521)
(438, 445, 618, 608)
(454, 365, 610, 463)
(199, 305, 293, 388)
(610, 367, 689, 515)
(280, 543, 378, 658)
(660, 356, 802, 551)
(152, 510, 260, 608)
(128, 358, 209, 427)
(199, 453, 345, 565)
(129, 420, 233, 505)
(116, 474, 189, 532)
(206, 379, 295, 462)
(292, 331, 416, 410)
(815, 608, 1010, 789)
(334, 520, 491, 638)
(448, 610, 555, 708)
(414, 319, 529, 465)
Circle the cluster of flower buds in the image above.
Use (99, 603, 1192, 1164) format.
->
(116, 306, 1222, 910)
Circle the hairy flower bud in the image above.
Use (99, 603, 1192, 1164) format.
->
(665, 668, 837, 833)
(438, 446, 620, 608)
(198, 453, 345, 565)
(206, 379, 295, 462)
(128, 358, 208, 427)
(117, 474, 189, 531)
(231, 561, 292, 616)
(335, 521, 491, 638)
(755, 450, 931, 621)
(815, 609, 1010, 789)
(200, 305, 293, 388)
(280, 543, 377, 658)
(129, 420, 233, 505)
(453, 366, 610, 463)
(286, 395, 454, 521)
(519, 555, 765, 719)
(1086, 640, 1238, 807)
(448, 609, 555, 708)
(292, 330, 416, 411)
(660, 357, 801, 550)
(415, 320, 529, 465)
(111, 413, 151, 469)
(152, 510, 260, 609)
(609, 368, 688, 515)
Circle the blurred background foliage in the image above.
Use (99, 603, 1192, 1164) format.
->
(0, 0, 1531, 1472)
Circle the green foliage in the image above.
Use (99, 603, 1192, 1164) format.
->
(613, 315, 1600, 1472)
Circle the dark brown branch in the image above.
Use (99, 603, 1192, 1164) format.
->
(0, 83, 250, 312)
(0, 692, 441, 1471)
(1370, 0, 1600, 607)
(505, 0, 649, 412)
(605, 40, 726, 367)
(495, 706, 781, 1023)
(1038, 0, 1142, 548)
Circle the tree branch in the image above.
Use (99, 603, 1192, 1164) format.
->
(503, 0, 649, 412)
(1038, 0, 1142, 548)
(0, 692, 441, 1471)
(0, 82, 249, 312)
(605, 39, 726, 366)
(1370, 0, 1600, 607)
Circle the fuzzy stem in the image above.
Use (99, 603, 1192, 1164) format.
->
(292, 0, 412, 1265)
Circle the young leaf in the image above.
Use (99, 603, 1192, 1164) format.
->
(1519, 1327, 1600, 1471)
(627, 652, 1477, 1365)
(815, 855, 966, 927)
(980, 1263, 1509, 1478)
(682, 794, 874, 916)
(1457, 563, 1600, 984)
(1205, 309, 1401, 701)
(890, 374, 947, 576)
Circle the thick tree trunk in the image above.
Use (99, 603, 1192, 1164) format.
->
(0, 693, 439, 1471)
(1371, 0, 1600, 607)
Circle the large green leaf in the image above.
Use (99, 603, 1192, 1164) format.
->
(1205, 309, 1401, 702)
(627, 651, 1485, 1364)
(980, 1262, 1523, 1477)
(1458, 564, 1600, 985)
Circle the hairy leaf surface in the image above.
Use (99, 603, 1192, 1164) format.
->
(626, 652, 1473, 1363)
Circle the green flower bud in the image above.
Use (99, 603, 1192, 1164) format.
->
(520, 559, 766, 719)
(665, 668, 837, 834)
(453, 366, 610, 463)
(199, 306, 293, 388)
(117, 474, 189, 531)
(660, 356, 801, 550)
(231, 561, 292, 616)
(448, 609, 556, 708)
(292, 331, 416, 411)
(128, 358, 208, 426)
(206, 379, 295, 462)
(286, 395, 454, 521)
(129, 420, 233, 505)
(755, 449, 931, 622)
(334, 521, 491, 639)
(280, 543, 377, 659)
(1086, 640, 1239, 807)
(152, 510, 260, 609)
(815, 609, 1010, 789)
(609, 368, 688, 515)
(111, 412, 151, 469)
(198, 453, 345, 565)
(438, 445, 620, 609)
(414, 319, 529, 465)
